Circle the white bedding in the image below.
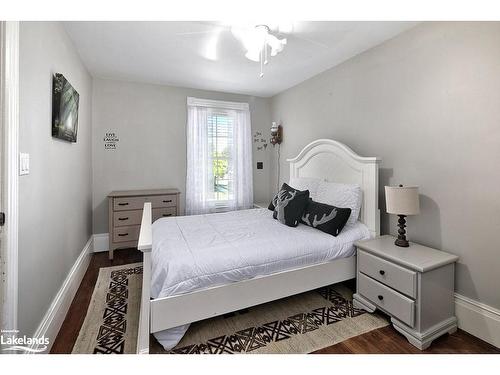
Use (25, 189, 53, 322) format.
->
(151, 208, 370, 349)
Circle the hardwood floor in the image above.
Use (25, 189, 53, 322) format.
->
(51, 249, 500, 354)
(312, 326, 499, 354)
(50, 248, 143, 354)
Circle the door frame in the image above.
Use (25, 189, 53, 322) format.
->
(0, 21, 19, 332)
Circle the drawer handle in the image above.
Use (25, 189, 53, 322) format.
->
(118, 203, 129, 206)
(379, 270, 385, 276)
(118, 217, 129, 221)
(163, 199, 172, 203)
(378, 295, 384, 301)
(162, 214, 172, 217)
(118, 233, 129, 237)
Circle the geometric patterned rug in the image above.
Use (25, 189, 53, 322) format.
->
(72, 263, 143, 354)
(71, 262, 388, 354)
(151, 282, 389, 354)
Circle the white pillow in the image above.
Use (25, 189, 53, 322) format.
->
(288, 177, 322, 199)
(315, 181, 362, 226)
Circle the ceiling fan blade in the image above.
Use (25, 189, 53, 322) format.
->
(175, 23, 231, 37)
(204, 29, 222, 61)
(290, 34, 330, 49)
(175, 30, 222, 36)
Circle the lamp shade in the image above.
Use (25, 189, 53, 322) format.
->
(385, 186, 420, 215)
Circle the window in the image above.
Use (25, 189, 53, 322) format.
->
(186, 97, 253, 215)
(207, 112, 234, 203)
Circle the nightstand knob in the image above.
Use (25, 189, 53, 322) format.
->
(379, 270, 385, 275)
(378, 295, 384, 301)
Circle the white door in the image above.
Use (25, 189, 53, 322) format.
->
(0, 22, 4, 324)
(0, 21, 18, 334)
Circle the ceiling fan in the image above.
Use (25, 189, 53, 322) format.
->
(233, 24, 287, 77)
(176, 22, 322, 78)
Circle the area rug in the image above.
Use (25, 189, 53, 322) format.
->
(72, 263, 143, 354)
(72, 262, 389, 354)
(155, 283, 389, 354)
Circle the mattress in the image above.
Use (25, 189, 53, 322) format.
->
(151, 208, 370, 299)
(150, 208, 370, 350)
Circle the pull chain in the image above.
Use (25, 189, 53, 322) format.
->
(260, 47, 264, 78)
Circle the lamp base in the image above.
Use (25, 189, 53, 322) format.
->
(395, 214, 410, 247)
(394, 237, 409, 247)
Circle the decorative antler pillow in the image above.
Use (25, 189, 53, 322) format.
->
(301, 199, 352, 236)
(269, 183, 310, 227)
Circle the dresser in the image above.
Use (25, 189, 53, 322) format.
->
(108, 189, 180, 260)
(353, 235, 459, 350)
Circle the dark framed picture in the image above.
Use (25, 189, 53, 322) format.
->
(52, 73, 79, 142)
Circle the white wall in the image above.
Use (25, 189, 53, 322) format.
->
(270, 22, 500, 310)
(19, 22, 93, 335)
(92, 78, 272, 234)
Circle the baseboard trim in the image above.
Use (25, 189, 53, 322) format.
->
(455, 293, 500, 348)
(92, 233, 109, 252)
(30, 237, 93, 353)
(28, 235, 500, 351)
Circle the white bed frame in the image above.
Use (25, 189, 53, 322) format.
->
(136, 139, 380, 354)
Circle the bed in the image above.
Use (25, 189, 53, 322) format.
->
(136, 139, 380, 353)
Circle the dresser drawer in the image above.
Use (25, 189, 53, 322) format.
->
(113, 210, 143, 227)
(152, 207, 176, 222)
(113, 194, 177, 211)
(358, 250, 417, 298)
(113, 226, 140, 243)
(358, 273, 415, 327)
(149, 195, 177, 208)
(113, 206, 177, 226)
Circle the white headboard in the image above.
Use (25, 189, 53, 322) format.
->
(287, 139, 381, 237)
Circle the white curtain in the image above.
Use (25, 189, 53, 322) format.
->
(186, 98, 253, 215)
(185, 105, 215, 215)
(226, 108, 253, 211)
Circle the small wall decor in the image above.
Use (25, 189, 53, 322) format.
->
(253, 131, 268, 151)
(104, 132, 119, 150)
(52, 73, 79, 142)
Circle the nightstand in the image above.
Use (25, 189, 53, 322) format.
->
(253, 202, 269, 209)
(353, 235, 459, 350)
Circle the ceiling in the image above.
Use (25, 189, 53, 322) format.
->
(64, 21, 418, 97)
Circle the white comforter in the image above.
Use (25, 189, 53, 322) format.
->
(151, 208, 370, 349)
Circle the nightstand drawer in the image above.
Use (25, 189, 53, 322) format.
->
(358, 250, 417, 298)
(359, 273, 415, 327)
(113, 226, 140, 243)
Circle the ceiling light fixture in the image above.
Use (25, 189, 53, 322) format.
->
(235, 24, 287, 78)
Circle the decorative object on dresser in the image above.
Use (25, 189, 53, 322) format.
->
(385, 185, 420, 247)
(353, 235, 459, 350)
(108, 189, 180, 260)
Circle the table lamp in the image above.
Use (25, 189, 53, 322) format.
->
(385, 185, 420, 247)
